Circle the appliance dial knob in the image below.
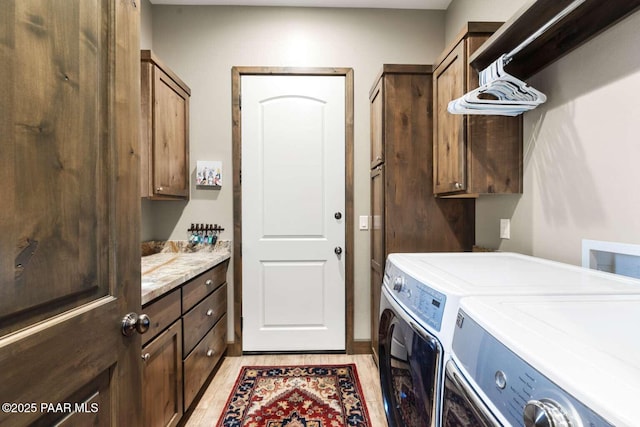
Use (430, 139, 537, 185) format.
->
(523, 399, 572, 427)
(393, 276, 405, 292)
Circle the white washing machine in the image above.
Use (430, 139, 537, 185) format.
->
(448, 293, 640, 426)
(378, 252, 640, 427)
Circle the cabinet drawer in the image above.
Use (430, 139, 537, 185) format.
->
(182, 283, 226, 355)
(183, 314, 226, 409)
(182, 260, 228, 313)
(142, 288, 181, 346)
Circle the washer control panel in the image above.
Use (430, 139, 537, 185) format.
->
(383, 260, 446, 332)
(453, 310, 614, 427)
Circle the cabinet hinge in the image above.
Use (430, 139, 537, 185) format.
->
(239, 95, 241, 110)
(241, 316, 243, 332)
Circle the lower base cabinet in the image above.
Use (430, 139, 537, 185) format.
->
(142, 321, 183, 427)
(142, 260, 228, 427)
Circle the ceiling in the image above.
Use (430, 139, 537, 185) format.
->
(149, 0, 453, 10)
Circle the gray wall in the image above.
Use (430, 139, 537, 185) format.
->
(446, 1, 640, 265)
(144, 5, 446, 341)
(444, 0, 524, 44)
(140, 0, 154, 50)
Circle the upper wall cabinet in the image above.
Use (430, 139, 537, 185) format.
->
(141, 50, 191, 200)
(433, 23, 523, 198)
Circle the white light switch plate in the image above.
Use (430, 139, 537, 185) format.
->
(359, 215, 369, 230)
(500, 219, 511, 239)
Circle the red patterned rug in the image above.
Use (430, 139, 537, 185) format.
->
(216, 364, 373, 427)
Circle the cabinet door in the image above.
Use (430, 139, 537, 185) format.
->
(370, 79, 384, 168)
(370, 165, 384, 364)
(152, 66, 190, 198)
(370, 165, 385, 274)
(433, 41, 465, 195)
(142, 320, 183, 427)
(466, 35, 523, 195)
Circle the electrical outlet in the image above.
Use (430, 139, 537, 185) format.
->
(500, 219, 511, 239)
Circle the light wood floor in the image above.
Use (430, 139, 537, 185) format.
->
(184, 354, 389, 427)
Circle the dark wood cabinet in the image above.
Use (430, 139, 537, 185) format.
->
(433, 23, 523, 197)
(142, 320, 183, 427)
(141, 259, 228, 426)
(369, 65, 475, 363)
(141, 50, 191, 200)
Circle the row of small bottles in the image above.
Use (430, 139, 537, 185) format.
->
(188, 223, 224, 244)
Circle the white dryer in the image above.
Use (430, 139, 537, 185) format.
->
(448, 293, 640, 426)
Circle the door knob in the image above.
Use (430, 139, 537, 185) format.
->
(334, 212, 342, 220)
(334, 246, 343, 255)
(121, 312, 151, 337)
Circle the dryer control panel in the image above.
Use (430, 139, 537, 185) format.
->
(383, 260, 446, 332)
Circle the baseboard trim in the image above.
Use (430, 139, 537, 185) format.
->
(351, 340, 372, 354)
(227, 341, 372, 355)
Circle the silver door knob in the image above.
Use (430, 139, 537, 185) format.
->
(334, 246, 343, 255)
(334, 212, 342, 220)
(121, 312, 151, 337)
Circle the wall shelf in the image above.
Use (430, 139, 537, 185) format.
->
(469, 0, 640, 79)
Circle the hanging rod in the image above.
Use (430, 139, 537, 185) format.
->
(503, 0, 586, 65)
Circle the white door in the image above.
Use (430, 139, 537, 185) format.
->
(241, 75, 346, 351)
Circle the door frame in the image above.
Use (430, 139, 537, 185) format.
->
(231, 66, 354, 355)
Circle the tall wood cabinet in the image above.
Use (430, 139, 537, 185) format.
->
(433, 23, 523, 197)
(369, 65, 475, 362)
(141, 50, 191, 200)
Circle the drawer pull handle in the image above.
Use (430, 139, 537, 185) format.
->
(141, 353, 150, 362)
(205, 279, 213, 286)
(206, 309, 214, 316)
(206, 349, 214, 357)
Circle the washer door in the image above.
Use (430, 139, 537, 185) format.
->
(379, 292, 441, 427)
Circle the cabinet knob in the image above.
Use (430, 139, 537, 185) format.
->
(206, 349, 214, 357)
(454, 182, 463, 190)
(141, 353, 150, 362)
(156, 187, 163, 192)
(205, 279, 213, 286)
(206, 308, 214, 317)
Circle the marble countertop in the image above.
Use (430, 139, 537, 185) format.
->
(141, 248, 230, 305)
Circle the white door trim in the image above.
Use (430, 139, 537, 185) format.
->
(231, 67, 354, 354)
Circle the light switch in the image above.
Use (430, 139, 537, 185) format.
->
(500, 219, 511, 239)
(359, 215, 369, 231)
